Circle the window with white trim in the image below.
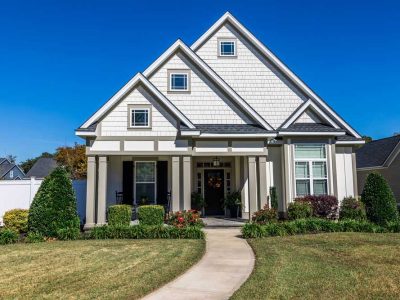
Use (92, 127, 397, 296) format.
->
(130, 108, 150, 128)
(294, 144, 328, 197)
(9, 170, 14, 179)
(170, 73, 188, 91)
(135, 161, 156, 204)
(219, 40, 236, 56)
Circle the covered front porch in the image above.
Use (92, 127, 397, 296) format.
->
(84, 154, 273, 228)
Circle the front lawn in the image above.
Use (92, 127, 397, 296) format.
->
(0, 239, 205, 299)
(232, 233, 400, 299)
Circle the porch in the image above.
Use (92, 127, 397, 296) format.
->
(84, 155, 273, 228)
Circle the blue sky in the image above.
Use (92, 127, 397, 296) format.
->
(1, 0, 399, 162)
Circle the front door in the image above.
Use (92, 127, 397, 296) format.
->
(204, 169, 225, 215)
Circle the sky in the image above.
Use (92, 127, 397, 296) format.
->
(0, 0, 399, 162)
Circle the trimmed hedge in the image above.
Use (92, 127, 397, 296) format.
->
(242, 218, 399, 238)
(28, 167, 80, 237)
(86, 225, 204, 239)
(288, 201, 313, 220)
(296, 195, 338, 219)
(108, 205, 132, 226)
(3, 209, 29, 233)
(0, 229, 19, 245)
(252, 205, 278, 224)
(339, 197, 366, 221)
(137, 205, 164, 225)
(361, 173, 398, 225)
(25, 232, 45, 243)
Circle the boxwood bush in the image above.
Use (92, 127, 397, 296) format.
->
(361, 173, 398, 225)
(87, 225, 204, 239)
(0, 229, 19, 245)
(137, 205, 164, 225)
(3, 209, 29, 233)
(28, 167, 80, 237)
(108, 205, 132, 226)
(288, 201, 313, 220)
(241, 218, 397, 238)
(339, 197, 366, 221)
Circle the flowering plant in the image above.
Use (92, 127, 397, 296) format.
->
(167, 210, 204, 228)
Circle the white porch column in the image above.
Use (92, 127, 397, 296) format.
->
(241, 157, 249, 219)
(171, 156, 180, 211)
(84, 156, 96, 229)
(183, 156, 191, 210)
(248, 156, 258, 218)
(97, 156, 108, 225)
(258, 156, 268, 209)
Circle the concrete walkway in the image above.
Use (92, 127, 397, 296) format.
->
(142, 228, 255, 300)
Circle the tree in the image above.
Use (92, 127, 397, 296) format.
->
(361, 173, 398, 225)
(362, 135, 373, 143)
(28, 167, 80, 237)
(55, 143, 86, 179)
(19, 152, 54, 173)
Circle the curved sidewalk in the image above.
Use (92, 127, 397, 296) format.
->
(142, 228, 255, 300)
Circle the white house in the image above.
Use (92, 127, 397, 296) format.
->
(76, 12, 363, 228)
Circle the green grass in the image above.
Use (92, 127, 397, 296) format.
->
(0, 239, 205, 299)
(232, 233, 400, 300)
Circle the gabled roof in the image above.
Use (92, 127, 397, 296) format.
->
(0, 157, 10, 165)
(0, 163, 25, 179)
(356, 135, 400, 169)
(143, 39, 273, 130)
(77, 73, 196, 132)
(191, 12, 361, 138)
(25, 157, 58, 178)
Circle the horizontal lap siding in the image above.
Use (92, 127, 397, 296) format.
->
(100, 86, 177, 137)
(195, 25, 307, 129)
(148, 54, 249, 124)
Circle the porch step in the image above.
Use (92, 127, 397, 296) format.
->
(202, 217, 246, 228)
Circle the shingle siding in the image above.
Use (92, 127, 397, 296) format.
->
(195, 24, 308, 128)
(100, 85, 178, 137)
(148, 52, 251, 125)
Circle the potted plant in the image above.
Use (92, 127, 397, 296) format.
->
(191, 192, 206, 214)
(224, 191, 241, 218)
(139, 196, 148, 205)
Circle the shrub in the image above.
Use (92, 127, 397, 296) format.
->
(339, 197, 366, 221)
(296, 195, 338, 219)
(25, 232, 45, 243)
(191, 192, 205, 211)
(87, 225, 204, 239)
(361, 173, 399, 225)
(137, 205, 165, 226)
(56, 227, 81, 240)
(288, 201, 313, 220)
(0, 229, 19, 245)
(167, 210, 204, 228)
(224, 191, 241, 218)
(241, 218, 394, 238)
(3, 209, 29, 233)
(252, 204, 278, 224)
(28, 167, 80, 237)
(270, 187, 278, 210)
(108, 205, 132, 226)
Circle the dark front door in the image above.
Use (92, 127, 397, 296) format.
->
(204, 169, 225, 215)
(156, 161, 168, 205)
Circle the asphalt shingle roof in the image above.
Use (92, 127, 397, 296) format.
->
(25, 157, 58, 178)
(182, 124, 272, 134)
(356, 135, 400, 168)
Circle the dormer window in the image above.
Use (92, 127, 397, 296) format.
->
(219, 39, 237, 57)
(129, 105, 151, 128)
(168, 70, 190, 92)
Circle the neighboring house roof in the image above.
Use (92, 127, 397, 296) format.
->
(356, 135, 400, 169)
(25, 157, 58, 178)
(0, 157, 10, 165)
(191, 12, 361, 138)
(0, 163, 25, 179)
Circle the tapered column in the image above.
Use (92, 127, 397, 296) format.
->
(183, 156, 191, 210)
(248, 156, 258, 218)
(84, 156, 96, 229)
(171, 156, 180, 211)
(258, 156, 268, 208)
(97, 156, 108, 225)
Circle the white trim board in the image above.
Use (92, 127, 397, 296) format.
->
(191, 12, 361, 138)
(143, 39, 273, 131)
(79, 73, 195, 130)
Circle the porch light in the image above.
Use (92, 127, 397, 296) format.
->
(213, 157, 220, 167)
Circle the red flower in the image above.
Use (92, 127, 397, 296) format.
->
(178, 217, 184, 223)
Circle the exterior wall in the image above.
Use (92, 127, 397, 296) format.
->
(100, 85, 178, 137)
(357, 154, 400, 203)
(335, 146, 356, 201)
(294, 109, 322, 124)
(148, 52, 251, 124)
(195, 23, 308, 128)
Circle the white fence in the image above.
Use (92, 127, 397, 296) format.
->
(0, 178, 87, 224)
